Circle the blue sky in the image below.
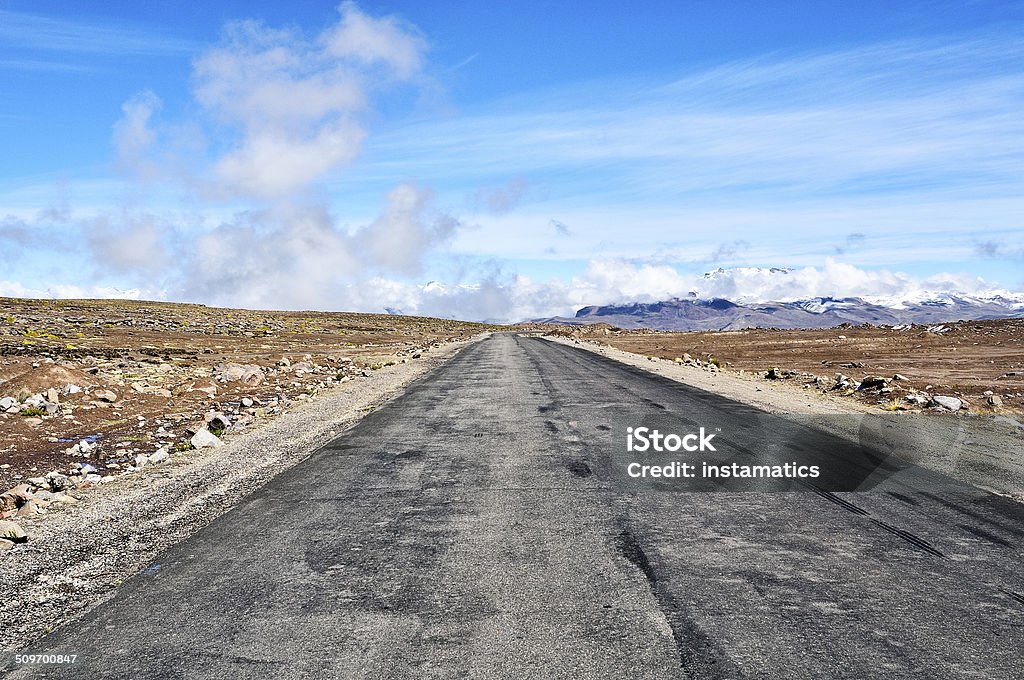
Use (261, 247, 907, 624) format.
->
(1, 1, 1022, 320)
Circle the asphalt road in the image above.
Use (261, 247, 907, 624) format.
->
(5, 334, 1023, 679)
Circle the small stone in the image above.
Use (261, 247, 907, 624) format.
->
(765, 367, 782, 380)
(241, 397, 254, 408)
(988, 394, 1003, 407)
(0, 538, 15, 551)
(893, 374, 908, 381)
(63, 384, 82, 394)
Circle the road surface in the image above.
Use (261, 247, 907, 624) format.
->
(5, 334, 1023, 678)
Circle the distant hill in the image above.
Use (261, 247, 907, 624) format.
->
(532, 294, 1024, 331)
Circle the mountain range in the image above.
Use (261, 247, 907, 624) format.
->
(533, 293, 1024, 331)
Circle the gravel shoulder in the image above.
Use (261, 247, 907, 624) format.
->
(0, 334, 488, 651)
(545, 335, 1024, 501)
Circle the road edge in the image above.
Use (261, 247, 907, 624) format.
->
(0, 333, 490, 651)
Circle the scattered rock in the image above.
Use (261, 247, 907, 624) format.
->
(931, 395, 963, 412)
(833, 374, 853, 390)
(16, 500, 43, 517)
(0, 538, 14, 551)
(988, 394, 1003, 407)
(893, 374, 909, 381)
(213, 363, 265, 386)
(858, 376, 889, 391)
(45, 472, 72, 492)
(148, 448, 170, 465)
(92, 389, 118, 403)
(190, 429, 224, 449)
(204, 411, 232, 432)
(765, 367, 782, 380)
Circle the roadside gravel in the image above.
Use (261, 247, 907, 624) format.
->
(0, 334, 487, 651)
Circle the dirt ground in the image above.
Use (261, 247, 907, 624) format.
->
(0, 297, 496, 492)
(546, 319, 1024, 413)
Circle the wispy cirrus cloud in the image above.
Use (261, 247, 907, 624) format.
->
(360, 32, 1024, 262)
(0, 9, 198, 57)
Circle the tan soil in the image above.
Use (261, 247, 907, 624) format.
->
(0, 297, 498, 491)
(546, 318, 1024, 414)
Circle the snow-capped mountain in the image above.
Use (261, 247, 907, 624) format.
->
(533, 268, 1024, 331)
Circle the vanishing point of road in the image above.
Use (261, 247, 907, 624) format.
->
(6, 334, 1023, 679)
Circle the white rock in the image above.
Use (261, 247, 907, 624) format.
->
(932, 395, 963, 411)
(190, 429, 224, 449)
(148, 448, 170, 464)
(63, 384, 82, 394)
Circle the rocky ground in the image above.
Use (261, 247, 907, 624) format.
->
(0, 297, 496, 554)
(546, 318, 1024, 415)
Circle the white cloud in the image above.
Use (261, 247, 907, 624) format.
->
(112, 90, 161, 178)
(175, 183, 461, 309)
(182, 3, 427, 199)
(87, 213, 173, 274)
(322, 1, 427, 79)
(355, 183, 459, 275)
(0, 280, 150, 300)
